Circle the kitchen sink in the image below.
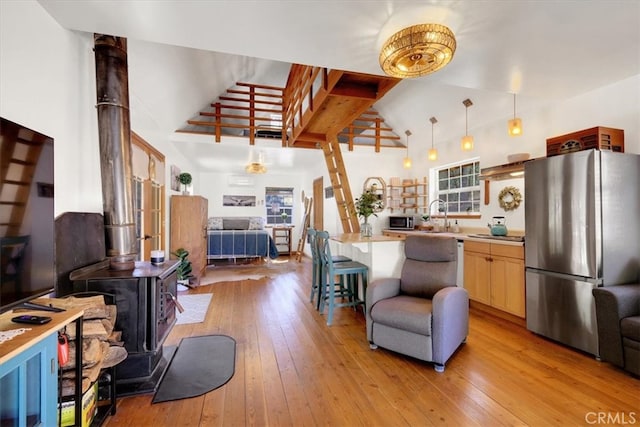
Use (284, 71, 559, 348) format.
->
(467, 233, 525, 242)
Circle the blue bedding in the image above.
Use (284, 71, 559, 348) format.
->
(207, 230, 279, 259)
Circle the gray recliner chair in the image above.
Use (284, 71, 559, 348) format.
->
(366, 235, 469, 372)
(592, 283, 640, 376)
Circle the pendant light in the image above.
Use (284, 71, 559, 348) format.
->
(461, 98, 474, 151)
(508, 92, 523, 136)
(245, 150, 267, 174)
(428, 117, 438, 161)
(403, 130, 412, 169)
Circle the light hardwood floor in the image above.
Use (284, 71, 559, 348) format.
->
(104, 256, 639, 426)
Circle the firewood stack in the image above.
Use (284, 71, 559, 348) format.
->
(44, 295, 128, 396)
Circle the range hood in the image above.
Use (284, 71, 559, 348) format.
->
(479, 159, 534, 181)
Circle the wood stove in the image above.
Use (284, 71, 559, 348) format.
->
(55, 213, 179, 396)
(62, 259, 179, 395)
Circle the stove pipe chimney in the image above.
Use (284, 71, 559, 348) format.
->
(94, 34, 137, 270)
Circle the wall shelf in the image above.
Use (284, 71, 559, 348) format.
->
(387, 177, 428, 214)
(363, 177, 386, 212)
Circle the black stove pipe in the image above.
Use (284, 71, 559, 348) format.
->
(94, 34, 137, 270)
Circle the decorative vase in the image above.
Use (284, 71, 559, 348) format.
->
(360, 219, 373, 237)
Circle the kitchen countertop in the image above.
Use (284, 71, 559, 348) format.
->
(380, 229, 525, 246)
(331, 233, 403, 244)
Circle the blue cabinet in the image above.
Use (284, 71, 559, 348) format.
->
(0, 333, 57, 427)
(1, 308, 84, 427)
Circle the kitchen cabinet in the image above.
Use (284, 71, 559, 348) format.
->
(272, 226, 293, 255)
(170, 195, 208, 283)
(464, 240, 525, 318)
(387, 177, 428, 214)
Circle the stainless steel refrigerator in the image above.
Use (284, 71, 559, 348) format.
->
(524, 149, 640, 356)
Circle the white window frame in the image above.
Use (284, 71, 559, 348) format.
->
(265, 187, 293, 225)
(431, 158, 481, 214)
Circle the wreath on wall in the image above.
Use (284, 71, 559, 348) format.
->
(498, 186, 522, 211)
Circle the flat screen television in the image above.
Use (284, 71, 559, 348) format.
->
(0, 117, 56, 314)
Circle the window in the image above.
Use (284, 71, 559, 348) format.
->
(435, 159, 481, 214)
(265, 187, 293, 225)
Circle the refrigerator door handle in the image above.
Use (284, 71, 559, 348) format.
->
(525, 267, 602, 286)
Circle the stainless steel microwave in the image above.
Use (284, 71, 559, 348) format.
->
(388, 216, 414, 230)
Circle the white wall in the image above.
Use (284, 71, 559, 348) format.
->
(1, 0, 102, 215)
(402, 75, 640, 233)
(2, 1, 638, 251)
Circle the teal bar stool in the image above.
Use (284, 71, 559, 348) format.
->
(307, 228, 351, 309)
(315, 230, 368, 325)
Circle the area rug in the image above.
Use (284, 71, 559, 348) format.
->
(152, 335, 236, 403)
(175, 293, 213, 325)
(201, 259, 298, 285)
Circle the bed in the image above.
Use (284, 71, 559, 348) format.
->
(206, 217, 279, 260)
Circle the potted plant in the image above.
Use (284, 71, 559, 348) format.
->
(355, 190, 383, 237)
(280, 212, 288, 224)
(172, 247, 193, 286)
(178, 172, 192, 194)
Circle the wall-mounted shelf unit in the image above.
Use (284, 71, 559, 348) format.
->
(387, 177, 428, 214)
(363, 177, 386, 212)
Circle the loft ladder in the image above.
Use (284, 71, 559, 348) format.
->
(322, 137, 359, 234)
(295, 196, 313, 262)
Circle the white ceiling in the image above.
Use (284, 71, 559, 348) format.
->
(38, 0, 640, 173)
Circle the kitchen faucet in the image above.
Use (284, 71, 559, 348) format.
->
(428, 199, 448, 231)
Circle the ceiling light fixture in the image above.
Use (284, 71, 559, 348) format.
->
(403, 130, 412, 169)
(461, 98, 474, 151)
(379, 23, 456, 79)
(428, 117, 438, 161)
(508, 92, 523, 136)
(245, 151, 267, 174)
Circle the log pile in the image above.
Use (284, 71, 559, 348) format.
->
(44, 295, 128, 396)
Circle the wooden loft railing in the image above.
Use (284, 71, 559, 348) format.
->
(282, 64, 400, 149)
(178, 82, 285, 145)
(338, 109, 401, 152)
(176, 69, 402, 151)
(281, 64, 401, 233)
(174, 66, 402, 234)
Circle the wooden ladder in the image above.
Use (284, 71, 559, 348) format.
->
(322, 138, 359, 234)
(295, 196, 313, 262)
(0, 121, 45, 236)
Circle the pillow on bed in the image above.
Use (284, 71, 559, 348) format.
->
(248, 217, 265, 230)
(208, 217, 223, 230)
(223, 218, 250, 230)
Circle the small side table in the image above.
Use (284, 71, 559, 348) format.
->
(272, 226, 294, 255)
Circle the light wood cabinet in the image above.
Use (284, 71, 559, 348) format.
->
(381, 230, 408, 240)
(170, 195, 208, 283)
(464, 240, 525, 318)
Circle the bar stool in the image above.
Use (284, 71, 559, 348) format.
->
(315, 230, 368, 325)
(307, 228, 351, 309)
